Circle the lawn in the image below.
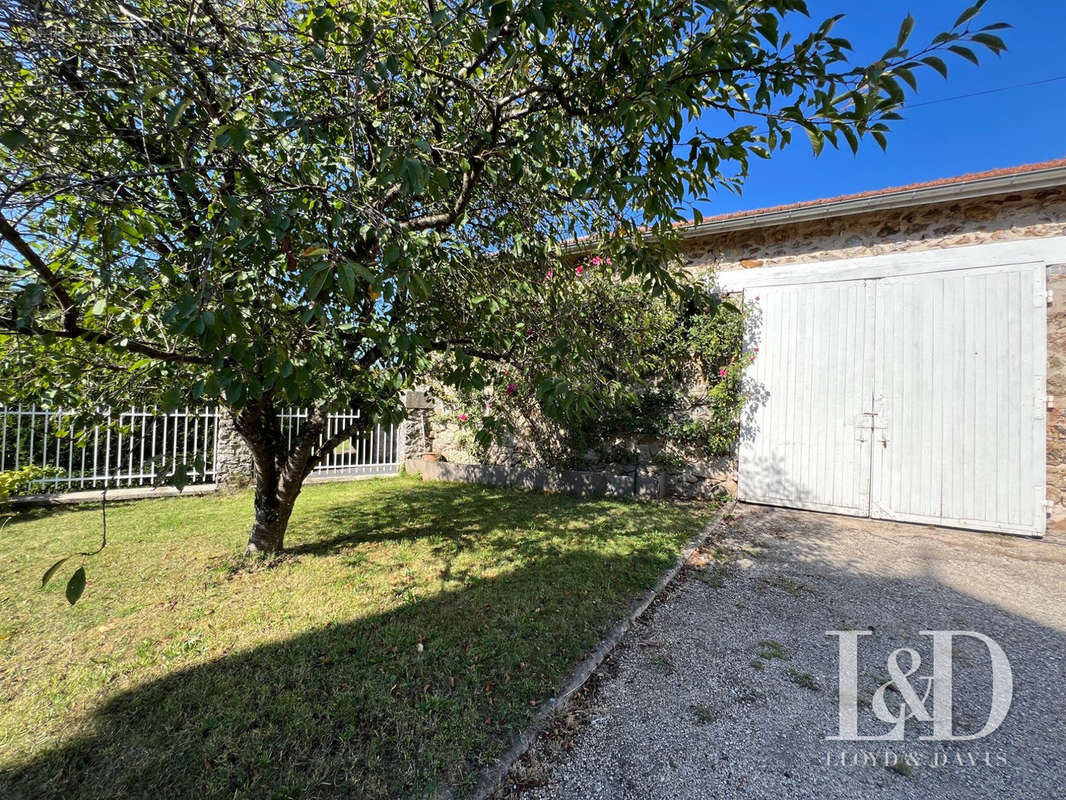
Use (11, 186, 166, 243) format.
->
(0, 475, 713, 798)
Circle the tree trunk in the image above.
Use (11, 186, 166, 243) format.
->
(232, 399, 362, 555)
(233, 399, 301, 555)
(246, 479, 295, 554)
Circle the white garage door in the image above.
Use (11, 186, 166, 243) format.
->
(738, 263, 1047, 536)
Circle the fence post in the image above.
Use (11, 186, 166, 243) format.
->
(401, 389, 436, 468)
(214, 410, 254, 489)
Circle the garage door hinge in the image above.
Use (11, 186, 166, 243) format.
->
(1048, 395, 1056, 411)
(1047, 289, 1054, 305)
(1044, 500, 1055, 513)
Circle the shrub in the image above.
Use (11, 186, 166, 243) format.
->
(0, 465, 64, 505)
(432, 261, 752, 467)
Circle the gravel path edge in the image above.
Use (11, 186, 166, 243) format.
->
(463, 497, 738, 800)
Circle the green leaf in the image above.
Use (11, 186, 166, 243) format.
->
(921, 55, 949, 78)
(954, 0, 986, 28)
(311, 14, 337, 39)
(172, 464, 190, 492)
(65, 566, 86, 605)
(0, 129, 28, 150)
(806, 127, 824, 156)
(972, 32, 1006, 52)
(897, 14, 915, 49)
(893, 66, 918, 92)
(948, 44, 980, 66)
(41, 556, 70, 588)
(91, 299, 107, 316)
(165, 97, 192, 127)
(339, 261, 357, 300)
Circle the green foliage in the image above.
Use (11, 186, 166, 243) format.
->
(0, 465, 62, 505)
(0, 0, 1005, 416)
(438, 263, 750, 465)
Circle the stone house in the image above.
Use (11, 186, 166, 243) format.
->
(420, 158, 1066, 537)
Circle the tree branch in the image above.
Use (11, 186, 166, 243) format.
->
(0, 214, 211, 365)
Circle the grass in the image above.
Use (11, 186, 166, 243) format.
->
(756, 639, 789, 662)
(786, 668, 819, 691)
(0, 475, 713, 799)
(691, 703, 717, 724)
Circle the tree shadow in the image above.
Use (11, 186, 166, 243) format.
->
(0, 527, 686, 799)
(525, 504, 1066, 798)
(287, 480, 677, 559)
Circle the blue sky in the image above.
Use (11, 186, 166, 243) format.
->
(692, 0, 1066, 217)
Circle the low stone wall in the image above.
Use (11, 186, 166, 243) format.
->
(407, 459, 668, 500)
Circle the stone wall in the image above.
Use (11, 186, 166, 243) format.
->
(214, 413, 254, 489)
(682, 187, 1066, 274)
(1047, 266, 1066, 533)
(418, 398, 734, 501)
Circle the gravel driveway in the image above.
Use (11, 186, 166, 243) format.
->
(512, 504, 1066, 800)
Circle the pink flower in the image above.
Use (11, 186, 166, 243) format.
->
(458, 413, 468, 422)
(506, 382, 517, 395)
(605, 258, 612, 265)
(590, 256, 602, 266)
(575, 265, 584, 275)
(718, 367, 727, 378)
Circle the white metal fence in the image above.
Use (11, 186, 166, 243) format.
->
(0, 405, 400, 493)
(278, 408, 400, 477)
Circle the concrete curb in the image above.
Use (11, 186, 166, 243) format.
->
(9, 470, 400, 507)
(463, 497, 738, 800)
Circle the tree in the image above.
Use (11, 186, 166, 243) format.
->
(432, 257, 750, 467)
(0, 0, 1005, 554)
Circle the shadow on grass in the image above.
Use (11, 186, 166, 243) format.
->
(286, 480, 662, 557)
(0, 484, 698, 800)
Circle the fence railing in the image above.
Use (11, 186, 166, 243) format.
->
(0, 405, 400, 493)
(278, 408, 400, 477)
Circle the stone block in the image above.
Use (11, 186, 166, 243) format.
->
(403, 389, 435, 409)
(636, 471, 665, 498)
(509, 468, 545, 492)
(605, 474, 636, 498)
(560, 470, 607, 498)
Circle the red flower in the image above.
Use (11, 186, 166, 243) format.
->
(506, 382, 517, 395)
(458, 413, 468, 422)
(575, 265, 584, 275)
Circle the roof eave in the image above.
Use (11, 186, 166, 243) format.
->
(674, 164, 1066, 239)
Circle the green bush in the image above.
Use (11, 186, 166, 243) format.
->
(435, 262, 752, 466)
(0, 465, 64, 505)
